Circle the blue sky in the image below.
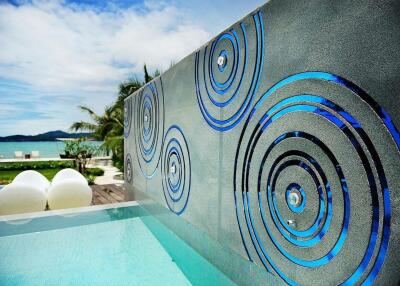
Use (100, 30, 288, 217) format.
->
(0, 0, 265, 136)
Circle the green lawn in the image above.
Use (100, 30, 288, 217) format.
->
(0, 169, 62, 185)
(0, 167, 104, 185)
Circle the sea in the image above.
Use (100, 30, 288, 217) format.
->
(0, 141, 103, 159)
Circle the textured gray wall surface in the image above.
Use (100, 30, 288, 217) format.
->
(124, 0, 400, 285)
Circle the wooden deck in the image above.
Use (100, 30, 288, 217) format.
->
(91, 184, 127, 205)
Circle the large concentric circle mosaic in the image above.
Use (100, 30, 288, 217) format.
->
(124, 96, 133, 138)
(233, 72, 400, 285)
(161, 125, 191, 215)
(134, 80, 165, 178)
(195, 11, 264, 132)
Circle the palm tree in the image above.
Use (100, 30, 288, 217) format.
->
(71, 65, 161, 170)
(70, 104, 124, 168)
(70, 105, 116, 140)
(144, 64, 161, 83)
(114, 75, 143, 112)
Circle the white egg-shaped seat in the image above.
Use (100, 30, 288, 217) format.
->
(52, 168, 87, 185)
(0, 183, 47, 215)
(13, 170, 50, 193)
(47, 179, 92, 210)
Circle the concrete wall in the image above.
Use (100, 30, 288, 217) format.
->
(124, 0, 400, 284)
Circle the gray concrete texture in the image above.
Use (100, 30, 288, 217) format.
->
(125, 0, 400, 285)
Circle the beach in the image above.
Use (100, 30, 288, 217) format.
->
(0, 141, 103, 159)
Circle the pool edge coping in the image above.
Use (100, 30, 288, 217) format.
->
(0, 201, 138, 222)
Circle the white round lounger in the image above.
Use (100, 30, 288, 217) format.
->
(48, 169, 92, 210)
(13, 170, 50, 192)
(52, 168, 88, 185)
(0, 183, 47, 215)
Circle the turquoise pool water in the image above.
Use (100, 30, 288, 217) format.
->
(0, 205, 235, 286)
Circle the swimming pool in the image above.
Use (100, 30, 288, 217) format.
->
(0, 202, 279, 286)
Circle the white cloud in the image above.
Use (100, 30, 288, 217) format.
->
(0, 0, 210, 92)
(0, 0, 210, 135)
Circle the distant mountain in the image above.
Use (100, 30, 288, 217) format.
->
(0, 130, 94, 142)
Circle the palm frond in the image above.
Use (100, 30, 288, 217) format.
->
(78, 106, 101, 122)
(70, 121, 97, 132)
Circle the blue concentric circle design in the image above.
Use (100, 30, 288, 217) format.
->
(161, 125, 191, 215)
(124, 96, 132, 138)
(195, 11, 264, 131)
(266, 150, 333, 247)
(125, 153, 133, 184)
(233, 72, 400, 286)
(135, 79, 165, 178)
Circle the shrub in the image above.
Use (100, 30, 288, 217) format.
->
(63, 140, 99, 158)
(0, 161, 75, 171)
(85, 167, 104, 176)
(112, 154, 123, 171)
(85, 175, 96, 185)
